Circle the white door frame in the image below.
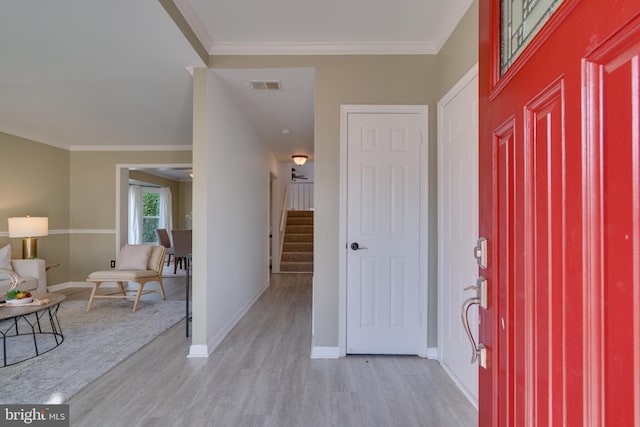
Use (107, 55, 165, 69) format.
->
(338, 104, 429, 357)
(436, 64, 479, 406)
(115, 163, 193, 255)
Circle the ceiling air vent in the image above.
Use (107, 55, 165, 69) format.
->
(249, 80, 281, 90)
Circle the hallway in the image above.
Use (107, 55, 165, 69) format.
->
(68, 273, 477, 426)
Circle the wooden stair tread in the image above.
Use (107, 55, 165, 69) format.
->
(281, 210, 314, 272)
(280, 261, 314, 272)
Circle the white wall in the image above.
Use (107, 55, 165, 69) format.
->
(190, 69, 272, 356)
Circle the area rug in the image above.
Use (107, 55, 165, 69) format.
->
(0, 299, 185, 404)
(162, 264, 190, 278)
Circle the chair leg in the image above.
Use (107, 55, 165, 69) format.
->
(132, 282, 145, 312)
(116, 281, 127, 295)
(86, 282, 102, 311)
(157, 278, 166, 300)
(166, 253, 172, 267)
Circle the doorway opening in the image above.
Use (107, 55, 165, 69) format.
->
(115, 163, 192, 254)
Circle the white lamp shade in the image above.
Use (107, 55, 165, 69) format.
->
(8, 217, 48, 238)
(292, 155, 308, 166)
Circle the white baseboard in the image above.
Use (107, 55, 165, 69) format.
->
(439, 360, 479, 409)
(307, 346, 436, 360)
(310, 346, 341, 359)
(197, 279, 270, 358)
(187, 345, 209, 358)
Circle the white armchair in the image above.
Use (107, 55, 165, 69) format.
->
(0, 259, 47, 296)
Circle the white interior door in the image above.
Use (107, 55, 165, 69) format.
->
(345, 108, 427, 355)
(437, 67, 479, 404)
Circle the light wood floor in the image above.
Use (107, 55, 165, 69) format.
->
(64, 273, 477, 427)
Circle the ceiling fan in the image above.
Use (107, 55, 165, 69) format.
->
(291, 168, 308, 181)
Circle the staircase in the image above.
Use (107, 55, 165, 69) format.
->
(280, 210, 313, 272)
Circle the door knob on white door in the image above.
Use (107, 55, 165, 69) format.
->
(350, 242, 368, 250)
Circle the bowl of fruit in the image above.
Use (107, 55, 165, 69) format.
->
(6, 290, 33, 305)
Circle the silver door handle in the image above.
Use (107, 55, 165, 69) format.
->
(461, 293, 481, 364)
(461, 282, 487, 367)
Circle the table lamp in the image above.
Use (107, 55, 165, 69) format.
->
(8, 216, 48, 259)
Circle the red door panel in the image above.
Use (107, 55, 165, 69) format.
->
(479, 1, 640, 426)
(526, 80, 567, 427)
(583, 17, 640, 425)
(494, 119, 515, 426)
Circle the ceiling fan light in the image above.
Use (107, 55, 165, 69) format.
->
(292, 155, 308, 166)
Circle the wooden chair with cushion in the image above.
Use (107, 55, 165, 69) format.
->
(171, 229, 192, 274)
(155, 228, 174, 267)
(86, 244, 167, 312)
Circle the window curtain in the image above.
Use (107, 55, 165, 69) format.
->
(159, 187, 173, 234)
(128, 185, 143, 244)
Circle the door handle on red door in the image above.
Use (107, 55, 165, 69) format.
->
(461, 278, 487, 368)
(350, 242, 368, 250)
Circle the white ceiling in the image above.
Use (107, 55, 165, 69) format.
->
(213, 68, 315, 161)
(179, 0, 473, 54)
(1, 0, 473, 162)
(0, 1, 204, 150)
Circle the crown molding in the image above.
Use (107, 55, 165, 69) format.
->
(0, 126, 193, 152)
(0, 125, 68, 150)
(69, 145, 193, 152)
(173, 0, 214, 53)
(210, 41, 438, 56)
(432, 0, 475, 52)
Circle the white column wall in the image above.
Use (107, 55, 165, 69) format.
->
(190, 69, 272, 356)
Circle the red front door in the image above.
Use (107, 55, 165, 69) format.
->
(479, 1, 640, 425)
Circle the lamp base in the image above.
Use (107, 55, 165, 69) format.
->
(22, 238, 38, 259)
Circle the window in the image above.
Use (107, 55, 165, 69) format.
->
(142, 189, 160, 243)
(500, 0, 563, 75)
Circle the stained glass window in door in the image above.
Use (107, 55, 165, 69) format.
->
(501, 0, 563, 75)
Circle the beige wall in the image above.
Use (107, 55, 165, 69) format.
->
(69, 150, 192, 280)
(0, 132, 71, 285)
(1, 135, 194, 285)
(437, 0, 479, 98)
(177, 181, 193, 229)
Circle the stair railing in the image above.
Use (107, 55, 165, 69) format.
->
(288, 182, 314, 211)
(279, 182, 314, 234)
(280, 184, 290, 234)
